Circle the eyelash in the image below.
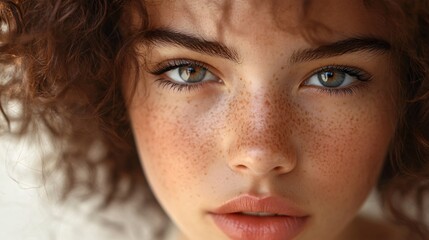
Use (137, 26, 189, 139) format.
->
(150, 59, 214, 92)
(305, 65, 372, 96)
(149, 60, 372, 95)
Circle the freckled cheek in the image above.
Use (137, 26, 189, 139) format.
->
(130, 104, 218, 203)
(298, 106, 394, 208)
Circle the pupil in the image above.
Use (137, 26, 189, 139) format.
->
(179, 66, 206, 83)
(187, 67, 196, 74)
(179, 67, 193, 80)
(317, 70, 346, 88)
(321, 72, 335, 82)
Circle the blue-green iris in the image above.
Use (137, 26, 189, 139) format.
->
(317, 71, 346, 88)
(179, 66, 207, 83)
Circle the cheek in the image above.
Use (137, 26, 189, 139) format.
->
(296, 95, 396, 210)
(129, 95, 219, 205)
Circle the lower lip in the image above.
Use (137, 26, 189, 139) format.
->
(211, 213, 307, 240)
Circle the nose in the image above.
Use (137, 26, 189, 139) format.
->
(229, 148, 296, 176)
(225, 90, 298, 177)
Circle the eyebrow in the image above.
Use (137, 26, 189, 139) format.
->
(141, 28, 240, 62)
(290, 37, 391, 64)
(140, 29, 391, 64)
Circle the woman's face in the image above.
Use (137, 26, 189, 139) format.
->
(126, 0, 399, 239)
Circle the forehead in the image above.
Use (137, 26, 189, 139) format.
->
(144, 0, 389, 43)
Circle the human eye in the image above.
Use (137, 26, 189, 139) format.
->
(149, 59, 221, 92)
(303, 65, 372, 95)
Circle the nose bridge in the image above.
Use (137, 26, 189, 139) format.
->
(225, 86, 296, 176)
(237, 90, 283, 149)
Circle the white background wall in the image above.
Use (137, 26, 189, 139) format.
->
(0, 135, 168, 240)
(0, 137, 53, 240)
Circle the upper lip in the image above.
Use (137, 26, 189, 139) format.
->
(211, 194, 307, 217)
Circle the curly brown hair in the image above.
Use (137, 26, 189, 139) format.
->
(1, 0, 429, 239)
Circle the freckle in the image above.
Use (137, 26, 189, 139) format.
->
(264, 99, 271, 107)
(281, 66, 285, 70)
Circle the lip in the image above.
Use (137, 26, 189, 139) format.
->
(210, 195, 308, 240)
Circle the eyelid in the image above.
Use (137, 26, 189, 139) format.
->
(299, 64, 373, 96)
(147, 58, 223, 92)
(148, 59, 218, 77)
(302, 65, 373, 86)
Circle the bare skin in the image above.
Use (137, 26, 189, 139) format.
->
(125, 0, 402, 239)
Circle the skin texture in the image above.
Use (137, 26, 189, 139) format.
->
(125, 0, 400, 239)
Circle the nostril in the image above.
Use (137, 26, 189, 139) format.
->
(235, 164, 248, 171)
(273, 166, 282, 171)
(233, 163, 289, 175)
(227, 148, 297, 176)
